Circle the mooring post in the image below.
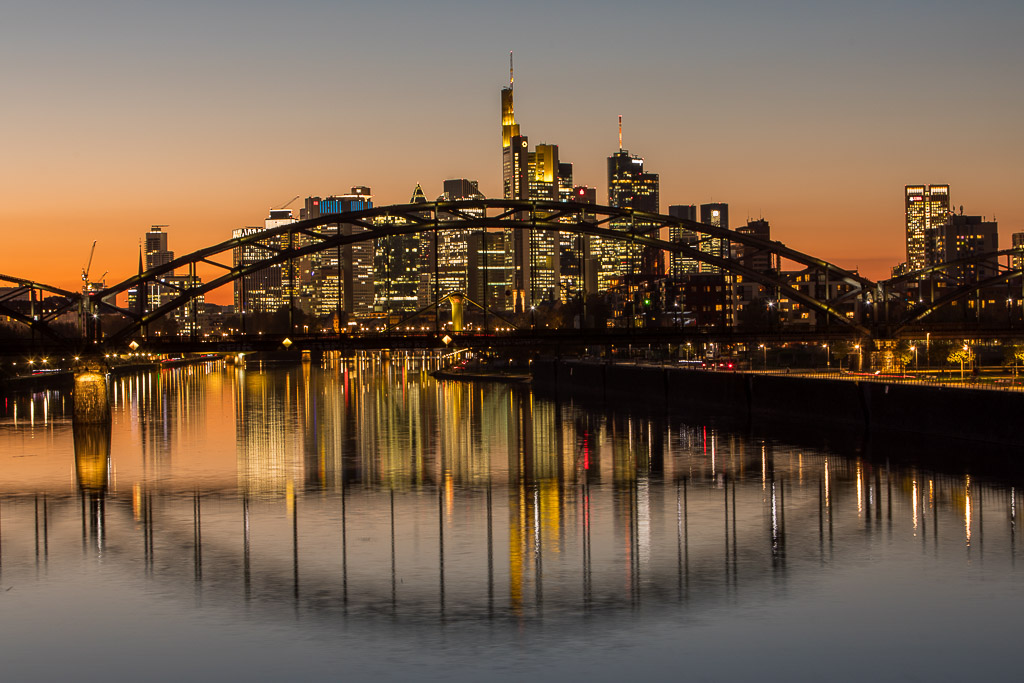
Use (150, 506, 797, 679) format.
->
(73, 358, 110, 425)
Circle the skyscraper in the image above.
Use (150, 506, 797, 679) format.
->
(300, 187, 375, 320)
(667, 205, 699, 277)
(500, 55, 530, 311)
(698, 203, 729, 274)
(374, 184, 424, 316)
(144, 225, 174, 311)
(905, 184, 951, 271)
(602, 121, 660, 294)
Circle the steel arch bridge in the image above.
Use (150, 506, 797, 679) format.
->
(4, 200, 1023, 349)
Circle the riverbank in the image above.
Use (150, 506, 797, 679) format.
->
(532, 358, 1024, 447)
(0, 355, 222, 394)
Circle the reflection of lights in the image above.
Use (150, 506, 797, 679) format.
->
(965, 475, 972, 546)
(912, 480, 919, 532)
(824, 458, 830, 510)
(761, 444, 766, 491)
(856, 463, 863, 514)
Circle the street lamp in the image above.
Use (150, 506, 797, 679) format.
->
(759, 343, 767, 370)
(910, 345, 918, 372)
(854, 343, 861, 372)
(822, 342, 830, 369)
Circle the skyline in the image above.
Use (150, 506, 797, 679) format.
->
(3, 0, 1022, 295)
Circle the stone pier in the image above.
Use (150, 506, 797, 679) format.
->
(73, 358, 110, 424)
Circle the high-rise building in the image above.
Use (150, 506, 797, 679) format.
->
(418, 180, 485, 308)
(144, 225, 175, 311)
(698, 203, 729, 274)
(905, 184, 951, 271)
(932, 213, 998, 285)
(668, 205, 699, 277)
(602, 126, 660, 295)
(374, 184, 424, 317)
(1012, 232, 1024, 271)
(300, 187, 375, 319)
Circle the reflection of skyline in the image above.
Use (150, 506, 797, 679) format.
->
(0, 361, 1020, 624)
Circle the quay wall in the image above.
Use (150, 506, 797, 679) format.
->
(533, 359, 1024, 446)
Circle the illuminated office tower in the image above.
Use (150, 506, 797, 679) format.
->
(500, 54, 532, 310)
(300, 187, 374, 319)
(233, 225, 282, 315)
(525, 144, 561, 302)
(467, 229, 509, 312)
(1012, 232, 1024, 271)
(698, 203, 729, 274)
(374, 184, 424, 316)
(501, 55, 527, 202)
(905, 184, 950, 271)
(560, 186, 596, 302)
(419, 179, 484, 308)
(668, 205, 699, 276)
(144, 225, 175, 310)
(932, 213, 998, 285)
(602, 123, 660, 293)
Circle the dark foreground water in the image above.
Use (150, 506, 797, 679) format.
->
(0, 355, 1021, 682)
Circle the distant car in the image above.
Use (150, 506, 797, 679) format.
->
(701, 360, 734, 370)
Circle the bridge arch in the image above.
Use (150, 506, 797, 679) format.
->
(90, 200, 872, 344)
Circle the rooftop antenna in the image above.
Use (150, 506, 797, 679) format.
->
(618, 115, 623, 151)
(509, 51, 513, 88)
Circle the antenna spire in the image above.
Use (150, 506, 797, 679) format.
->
(509, 51, 514, 88)
(618, 115, 622, 151)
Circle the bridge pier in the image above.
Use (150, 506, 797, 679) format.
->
(450, 294, 465, 332)
(73, 358, 110, 424)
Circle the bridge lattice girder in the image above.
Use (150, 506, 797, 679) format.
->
(0, 273, 83, 342)
(87, 199, 872, 343)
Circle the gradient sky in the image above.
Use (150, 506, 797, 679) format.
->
(3, 0, 1022, 300)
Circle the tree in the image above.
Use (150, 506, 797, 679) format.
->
(946, 344, 976, 380)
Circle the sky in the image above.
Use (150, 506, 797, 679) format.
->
(3, 0, 1022, 300)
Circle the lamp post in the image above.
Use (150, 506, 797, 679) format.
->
(823, 342, 830, 369)
(759, 343, 767, 370)
(854, 343, 861, 372)
(910, 345, 918, 372)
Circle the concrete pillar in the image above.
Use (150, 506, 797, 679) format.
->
(73, 358, 110, 424)
(450, 294, 465, 332)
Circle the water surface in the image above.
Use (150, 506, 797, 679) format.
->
(0, 356, 1020, 681)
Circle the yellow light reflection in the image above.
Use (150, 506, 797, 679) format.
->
(964, 475, 971, 547)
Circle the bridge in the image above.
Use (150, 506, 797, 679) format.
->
(3, 199, 1023, 361)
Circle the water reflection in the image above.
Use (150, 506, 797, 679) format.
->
(0, 356, 1020, 628)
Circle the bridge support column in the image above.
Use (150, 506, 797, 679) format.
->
(450, 295, 465, 333)
(73, 358, 110, 425)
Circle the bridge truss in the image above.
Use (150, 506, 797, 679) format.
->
(4, 200, 1023, 350)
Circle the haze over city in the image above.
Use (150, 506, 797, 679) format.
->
(3, 0, 1022, 294)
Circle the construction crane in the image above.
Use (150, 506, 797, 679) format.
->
(81, 240, 97, 284)
(273, 195, 300, 211)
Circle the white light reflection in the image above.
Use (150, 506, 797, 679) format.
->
(912, 480, 919, 533)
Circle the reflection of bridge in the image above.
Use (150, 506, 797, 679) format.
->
(5, 200, 1024, 354)
(3, 403, 1013, 624)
